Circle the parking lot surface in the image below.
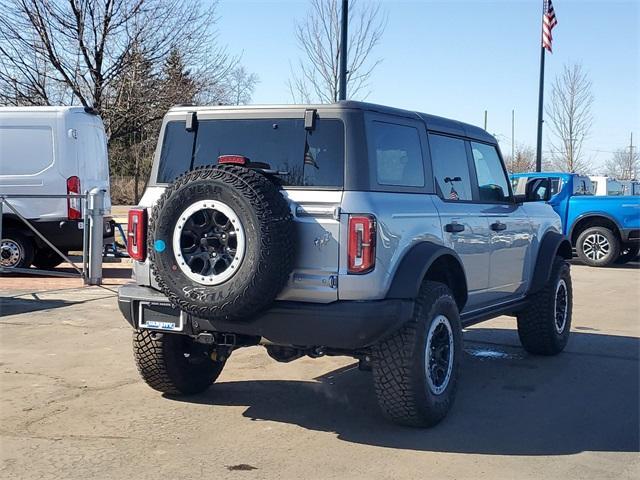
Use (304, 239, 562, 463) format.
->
(1, 262, 638, 479)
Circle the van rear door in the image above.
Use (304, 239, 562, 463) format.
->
(74, 113, 111, 212)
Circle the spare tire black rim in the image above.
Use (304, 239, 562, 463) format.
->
(172, 200, 246, 285)
(425, 315, 454, 395)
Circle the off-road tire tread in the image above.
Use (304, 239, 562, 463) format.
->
(149, 165, 294, 320)
(133, 330, 224, 395)
(517, 256, 572, 355)
(372, 281, 460, 427)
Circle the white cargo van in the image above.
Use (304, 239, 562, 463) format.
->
(589, 175, 624, 196)
(0, 106, 112, 269)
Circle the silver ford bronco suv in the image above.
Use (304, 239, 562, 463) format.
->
(118, 101, 573, 427)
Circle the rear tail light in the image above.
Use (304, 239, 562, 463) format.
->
(66, 176, 82, 220)
(127, 208, 147, 261)
(347, 214, 376, 274)
(218, 155, 249, 165)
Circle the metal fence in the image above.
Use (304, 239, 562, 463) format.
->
(0, 188, 106, 285)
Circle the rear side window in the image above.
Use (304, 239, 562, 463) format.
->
(156, 121, 194, 183)
(370, 121, 425, 187)
(470, 142, 511, 202)
(157, 118, 344, 187)
(429, 134, 472, 201)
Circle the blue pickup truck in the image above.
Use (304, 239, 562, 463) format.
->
(511, 172, 640, 267)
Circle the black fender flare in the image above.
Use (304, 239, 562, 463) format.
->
(385, 242, 468, 309)
(568, 211, 623, 242)
(529, 231, 572, 295)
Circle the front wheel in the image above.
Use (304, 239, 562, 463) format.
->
(517, 256, 572, 355)
(371, 281, 462, 427)
(576, 226, 620, 267)
(133, 330, 226, 395)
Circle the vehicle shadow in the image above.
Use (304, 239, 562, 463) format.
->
(168, 328, 639, 456)
(571, 258, 639, 269)
(0, 296, 72, 315)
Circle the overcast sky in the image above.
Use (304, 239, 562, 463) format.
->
(217, 0, 640, 170)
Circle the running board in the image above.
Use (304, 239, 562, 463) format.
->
(460, 298, 529, 328)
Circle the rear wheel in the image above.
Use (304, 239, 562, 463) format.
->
(1, 229, 34, 269)
(32, 247, 67, 269)
(616, 244, 639, 264)
(371, 281, 462, 427)
(576, 226, 619, 267)
(133, 330, 226, 395)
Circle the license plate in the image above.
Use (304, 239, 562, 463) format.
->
(138, 302, 185, 332)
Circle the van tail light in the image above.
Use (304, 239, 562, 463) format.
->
(127, 208, 147, 261)
(66, 176, 82, 220)
(348, 214, 376, 274)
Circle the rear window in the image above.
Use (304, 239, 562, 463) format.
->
(156, 118, 344, 187)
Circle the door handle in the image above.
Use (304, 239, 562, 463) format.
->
(490, 221, 507, 231)
(445, 223, 465, 233)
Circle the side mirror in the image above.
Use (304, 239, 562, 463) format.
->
(522, 177, 552, 202)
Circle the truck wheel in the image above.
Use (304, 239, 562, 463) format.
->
(1, 229, 34, 269)
(576, 226, 620, 267)
(149, 165, 294, 320)
(32, 248, 66, 269)
(133, 330, 226, 395)
(371, 281, 462, 427)
(615, 244, 639, 264)
(517, 256, 572, 355)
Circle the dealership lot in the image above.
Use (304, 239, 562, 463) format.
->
(0, 262, 638, 480)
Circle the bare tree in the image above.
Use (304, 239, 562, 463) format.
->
(0, 0, 235, 128)
(288, 0, 386, 103)
(505, 144, 536, 173)
(545, 63, 594, 173)
(0, 0, 259, 203)
(604, 147, 639, 180)
(225, 65, 259, 105)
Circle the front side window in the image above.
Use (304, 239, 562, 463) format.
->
(370, 121, 425, 187)
(470, 142, 511, 202)
(429, 134, 472, 201)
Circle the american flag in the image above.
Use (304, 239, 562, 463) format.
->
(542, 0, 558, 53)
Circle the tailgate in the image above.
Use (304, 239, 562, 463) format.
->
(277, 189, 342, 303)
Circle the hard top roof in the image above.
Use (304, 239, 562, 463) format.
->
(168, 100, 496, 144)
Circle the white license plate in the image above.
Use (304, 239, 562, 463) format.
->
(138, 303, 185, 332)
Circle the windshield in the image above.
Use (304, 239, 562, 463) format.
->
(156, 118, 344, 188)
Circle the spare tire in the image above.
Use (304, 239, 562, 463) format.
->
(149, 165, 294, 320)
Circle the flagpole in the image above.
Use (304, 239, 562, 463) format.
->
(535, 1, 547, 172)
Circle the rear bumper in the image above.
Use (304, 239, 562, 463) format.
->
(118, 283, 413, 350)
(30, 218, 114, 250)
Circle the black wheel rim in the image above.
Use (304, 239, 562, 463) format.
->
(554, 278, 568, 333)
(173, 200, 245, 285)
(425, 315, 454, 395)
